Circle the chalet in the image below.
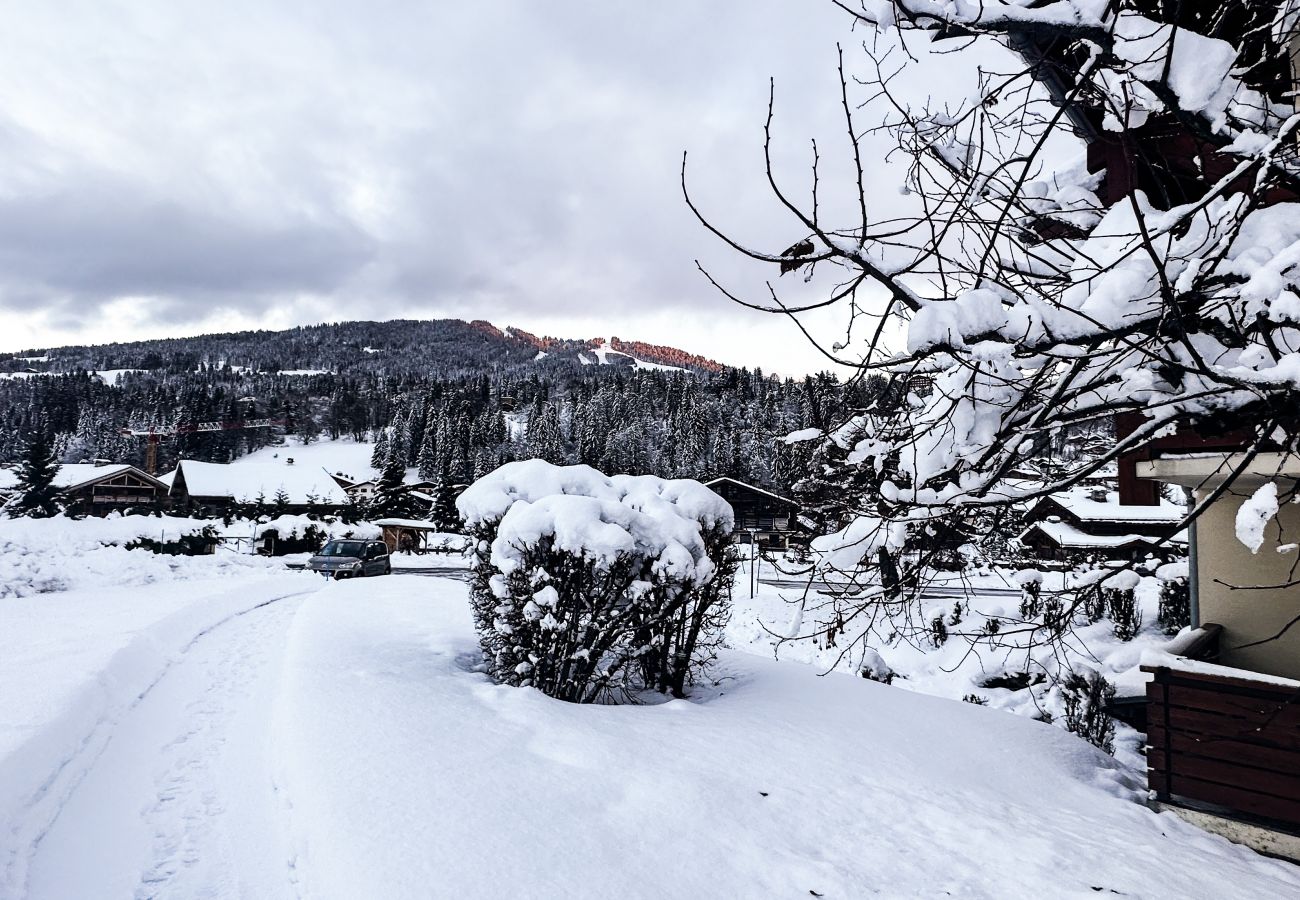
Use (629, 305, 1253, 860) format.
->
(168, 460, 350, 516)
(58, 464, 171, 516)
(1018, 489, 1186, 563)
(703, 477, 803, 550)
(342, 479, 379, 504)
(0, 462, 170, 515)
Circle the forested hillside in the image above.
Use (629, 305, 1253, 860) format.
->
(1, 320, 718, 379)
(0, 319, 875, 491)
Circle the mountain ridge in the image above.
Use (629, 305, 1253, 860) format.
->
(1, 319, 729, 378)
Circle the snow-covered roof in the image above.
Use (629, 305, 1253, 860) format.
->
(0, 464, 163, 495)
(372, 517, 441, 529)
(1020, 520, 1187, 549)
(53, 464, 144, 490)
(703, 477, 799, 509)
(1036, 489, 1185, 524)
(173, 460, 349, 505)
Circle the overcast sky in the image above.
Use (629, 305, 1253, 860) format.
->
(0, 1, 930, 375)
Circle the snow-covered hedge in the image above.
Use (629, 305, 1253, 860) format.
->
(457, 461, 735, 702)
(224, 515, 380, 556)
(0, 514, 282, 598)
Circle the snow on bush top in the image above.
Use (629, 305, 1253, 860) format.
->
(491, 494, 709, 584)
(457, 460, 733, 531)
(458, 460, 734, 584)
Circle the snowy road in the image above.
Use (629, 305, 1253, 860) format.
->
(17, 590, 311, 900)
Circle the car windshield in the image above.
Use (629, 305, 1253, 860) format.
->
(319, 540, 365, 558)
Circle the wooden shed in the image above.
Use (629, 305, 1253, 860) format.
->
(372, 518, 468, 556)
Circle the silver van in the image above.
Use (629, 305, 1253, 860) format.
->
(307, 539, 392, 578)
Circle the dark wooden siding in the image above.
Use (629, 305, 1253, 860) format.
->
(1145, 665, 1300, 829)
(64, 470, 167, 515)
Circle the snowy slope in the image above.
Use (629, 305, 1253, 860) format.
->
(275, 578, 1299, 899)
(4, 570, 1297, 897)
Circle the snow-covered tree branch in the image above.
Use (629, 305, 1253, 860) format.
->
(687, 0, 1300, 652)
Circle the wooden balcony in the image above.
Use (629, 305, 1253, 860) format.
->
(1144, 653, 1300, 843)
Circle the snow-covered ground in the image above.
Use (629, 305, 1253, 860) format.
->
(238, 437, 378, 485)
(728, 555, 1189, 763)
(2, 563, 1298, 897)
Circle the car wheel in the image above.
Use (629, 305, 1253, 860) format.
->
(384, 561, 392, 575)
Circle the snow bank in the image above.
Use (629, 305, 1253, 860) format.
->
(0, 514, 282, 598)
(727, 561, 1204, 765)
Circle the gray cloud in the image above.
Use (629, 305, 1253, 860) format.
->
(0, 0, 922, 370)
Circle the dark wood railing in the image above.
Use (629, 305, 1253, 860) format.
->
(1145, 661, 1300, 829)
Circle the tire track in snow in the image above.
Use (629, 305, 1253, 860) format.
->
(13, 588, 316, 900)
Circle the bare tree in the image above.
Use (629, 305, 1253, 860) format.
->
(685, 1, 1300, 662)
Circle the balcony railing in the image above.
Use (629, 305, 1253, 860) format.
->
(1144, 656, 1300, 830)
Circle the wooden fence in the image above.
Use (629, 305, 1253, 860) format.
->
(1145, 664, 1300, 829)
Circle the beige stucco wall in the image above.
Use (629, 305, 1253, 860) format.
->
(1195, 485, 1300, 680)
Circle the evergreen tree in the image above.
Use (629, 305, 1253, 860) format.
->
(430, 466, 461, 532)
(416, 420, 439, 481)
(368, 450, 422, 520)
(8, 431, 64, 518)
(370, 428, 390, 470)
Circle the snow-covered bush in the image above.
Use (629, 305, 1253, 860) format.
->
(457, 461, 735, 702)
(257, 523, 326, 556)
(928, 614, 947, 648)
(1060, 669, 1116, 755)
(125, 524, 220, 556)
(1015, 569, 1043, 620)
(1101, 571, 1142, 641)
(1156, 563, 1191, 634)
(858, 647, 895, 684)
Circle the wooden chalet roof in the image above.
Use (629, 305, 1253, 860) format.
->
(0, 463, 167, 495)
(1025, 491, 1185, 526)
(703, 477, 801, 510)
(1019, 520, 1187, 551)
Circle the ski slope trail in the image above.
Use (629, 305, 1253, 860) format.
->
(22, 592, 309, 900)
